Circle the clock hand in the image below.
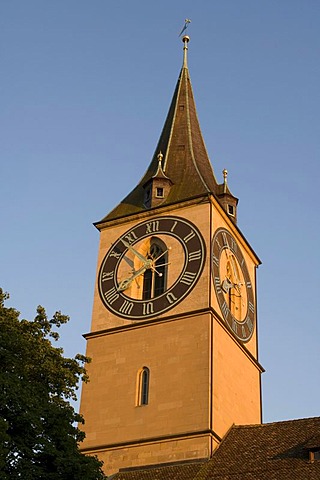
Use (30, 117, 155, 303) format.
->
(150, 247, 171, 262)
(118, 263, 148, 291)
(224, 246, 240, 284)
(149, 261, 171, 277)
(118, 253, 171, 290)
(221, 277, 233, 293)
(122, 254, 134, 269)
(146, 247, 171, 276)
(224, 255, 243, 296)
(122, 240, 149, 264)
(229, 256, 242, 286)
(229, 285, 246, 311)
(222, 277, 243, 297)
(235, 285, 244, 298)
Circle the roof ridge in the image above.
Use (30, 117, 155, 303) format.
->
(231, 415, 320, 431)
(184, 67, 212, 193)
(162, 66, 183, 173)
(119, 457, 206, 473)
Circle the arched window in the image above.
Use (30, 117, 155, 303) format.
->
(142, 238, 167, 300)
(136, 367, 150, 406)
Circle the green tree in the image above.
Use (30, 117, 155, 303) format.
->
(0, 289, 105, 480)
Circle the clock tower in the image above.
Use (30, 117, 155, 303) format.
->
(79, 36, 263, 476)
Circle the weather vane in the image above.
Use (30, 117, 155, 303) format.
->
(178, 18, 191, 37)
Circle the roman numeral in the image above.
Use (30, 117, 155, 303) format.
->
(101, 271, 114, 282)
(104, 287, 119, 305)
(188, 250, 202, 262)
(110, 250, 121, 259)
(248, 301, 255, 313)
(221, 301, 229, 318)
(247, 317, 253, 331)
(222, 232, 229, 248)
(121, 231, 138, 245)
(230, 238, 237, 253)
(142, 302, 154, 315)
(180, 271, 197, 286)
(232, 318, 238, 334)
(166, 292, 178, 304)
(119, 300, 134, 315)
(170, 220, 178, 232)
(146, 221, 159, 233)
(214, 277, 222, 293)
(212, 253, 219, 267)
(184, 230, 195, 243)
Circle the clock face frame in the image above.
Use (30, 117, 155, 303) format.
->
(98, 216, 206, 319)
(211, 228, 255, 342)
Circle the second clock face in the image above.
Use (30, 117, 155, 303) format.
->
(98, 216, 205, 319)
(212, 228, 255, 342)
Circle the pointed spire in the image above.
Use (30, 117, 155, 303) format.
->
(99, 36, 224, 224)
(144, 35, 219, 205)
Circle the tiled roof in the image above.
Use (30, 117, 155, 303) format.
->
(110, 417, 320, 480)
(111, 460, 204, 480)
(196, 416, 320, 479)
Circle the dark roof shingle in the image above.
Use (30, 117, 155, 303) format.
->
(196, 416, 320, 479)
(112, 460, 204, 480)
(110, 417, 320, 480)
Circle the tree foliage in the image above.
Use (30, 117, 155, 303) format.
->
(0, 289, 105, 479)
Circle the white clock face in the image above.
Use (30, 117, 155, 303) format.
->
(98, 216, 206, 319)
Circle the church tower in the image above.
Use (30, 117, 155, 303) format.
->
(79, 36, 263, 476)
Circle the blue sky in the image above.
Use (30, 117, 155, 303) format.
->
(1, 1, 320, 423)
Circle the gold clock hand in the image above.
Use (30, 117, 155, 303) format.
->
(122, 254, 134, 269)
(221, 277, 233, 293)
(150, 261, 171, 275)
(151, 247, 171, 262)
(229, 255, 241, 284)
(122, 240, 148, 264)
(118, 264, 148, 291)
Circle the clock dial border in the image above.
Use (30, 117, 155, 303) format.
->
(211, 228, 255, 342)
(98, 216, 206, 319)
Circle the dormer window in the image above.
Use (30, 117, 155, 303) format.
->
(309, 449, 320, 462)
(142, 152, 173, 208)
(156, 187, 164, 198)
(228, 205, 235, 216)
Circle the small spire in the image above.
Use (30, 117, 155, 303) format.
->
(182, 35, 190, 68)
(153, 151, 170, 179)
(157, 151, 163, 167)
(223, 169, 228, 193)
